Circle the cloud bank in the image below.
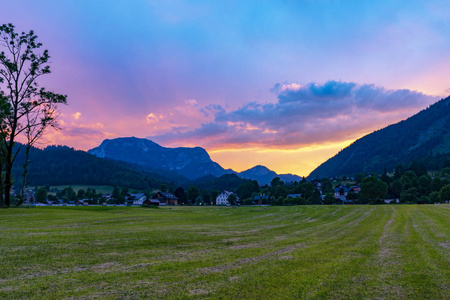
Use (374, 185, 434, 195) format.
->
(148, 81, 437, 149)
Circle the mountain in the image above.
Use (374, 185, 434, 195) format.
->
(88, 137, 303, 185)
(88, 137, 231, 180)
(12, 145, 165, 190)
(239, 165, 303, 185)
(308, 96, 450, 179)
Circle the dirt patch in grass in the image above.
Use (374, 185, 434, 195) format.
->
(279, 255, 293, 260)
(197, 243, 304, 274)
(13, 261, 157, 280)
(379, 207, 395, 245)
(223, 237, 241, 243)
(229, 243, 258, 250)
(439, 242, 450, 249)
(189, 289, 209, 295)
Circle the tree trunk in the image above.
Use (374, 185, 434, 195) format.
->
(0, 162, 3, 208)
(4, 167, 11, 207)
(4, 141, 15, 207)
(19, 146, 31, 207)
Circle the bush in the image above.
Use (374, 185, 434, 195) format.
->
(242, 198, 254, 205)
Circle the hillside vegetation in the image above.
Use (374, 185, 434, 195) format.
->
(12, 146, 163, 190)
(309, 96, 450, 179)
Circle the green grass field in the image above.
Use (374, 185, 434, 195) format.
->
(1, 205, 449, 299)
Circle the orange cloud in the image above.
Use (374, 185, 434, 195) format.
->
(73, 112, 82, 120)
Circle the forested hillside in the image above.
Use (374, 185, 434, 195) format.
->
(12, 146, 165, 190)
(308, 96, 450, 179)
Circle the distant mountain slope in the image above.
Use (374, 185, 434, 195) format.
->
(88, 137, 304, 184)
(239, 165, 302, 185)
(12, 146, 163, 190)
(308, 96, 450, 179)
(88, 137, 231, 180)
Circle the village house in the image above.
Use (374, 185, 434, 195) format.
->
(150, 192, 179, 206)
(24, 193, 35, 205)
(216, 191, 239, 205)
(253, 194, 271, 205)
(125, 193, 147, 206)
(46, 200, 59, 205)
(334, 185, 349, 199)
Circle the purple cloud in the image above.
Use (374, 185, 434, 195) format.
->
(149, 81, 438, 149)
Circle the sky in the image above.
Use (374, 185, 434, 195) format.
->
(1, 0, 449, 176)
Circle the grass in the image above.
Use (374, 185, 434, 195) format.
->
(0, 205, 449, 299)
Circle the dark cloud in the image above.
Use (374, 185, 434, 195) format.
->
(149, 81, 438, 149)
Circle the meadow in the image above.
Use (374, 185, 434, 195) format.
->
(0, 205, 449, 299)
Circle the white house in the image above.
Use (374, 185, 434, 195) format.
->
(126, 193, 147, 206)
(216, 191, 239, 205)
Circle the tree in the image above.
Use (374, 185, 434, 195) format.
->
(400, 188, 418, 203)
(201, 189, 210, 205)
(77, 189, 86, 200)
(294, 182, 314, 199)
(61, 186, 76, 202)
(121, 187, 129, 199)
(439, 184, 450, 202)
(227, 194, 237, 205)
(270, 177, 283, 187)
(393, 165, 405, 180)
(389, 180, 403, 198)
(210, 190, 220, 205)
(321, 178, 333, 193)
(417, 175, 431, 196)
(400, 170, 418, 190)
(35, 186, 47, 203)
(429, 191, 440, 203)
(112, 186, 120, 203)
(431, 177, 443, 192)
(381, 168, 391, 184)
(237, 180, 259, 200)
(0, 24, 67, 207)
(173, 187, 187, 205)
(273, 185, 289, 199)
(323, 193, 335, 205)
(310, 188, 322, 204)
(360, 177, 388, 204)
(187, 186, 200, 205)
(354, 173, 366, 184)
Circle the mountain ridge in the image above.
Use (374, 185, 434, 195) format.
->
(88, 137, 302, 184)
(307, 96, 450, 179)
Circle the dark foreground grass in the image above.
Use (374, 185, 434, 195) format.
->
(0, 205, 449, 299)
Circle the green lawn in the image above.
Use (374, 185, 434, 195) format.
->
(0, 205, 449, 299)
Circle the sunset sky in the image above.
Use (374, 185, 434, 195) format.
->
(2, 1, 449, 176)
